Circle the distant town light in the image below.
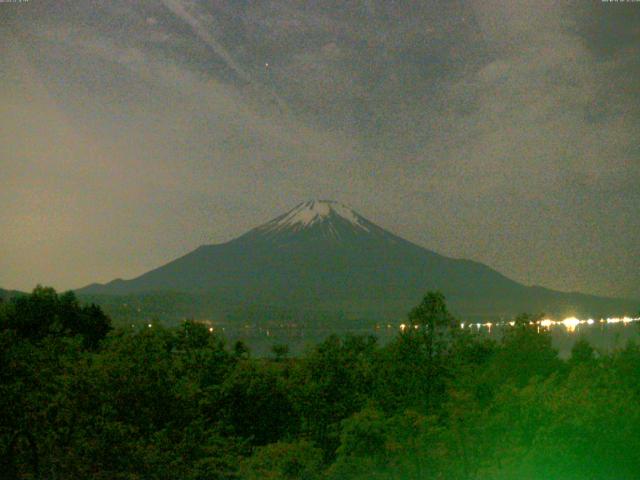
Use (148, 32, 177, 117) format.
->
(450, 315, 639, 334)
(539, 319, 555, 328)
(393, 315, 640, 336)
(561, 317, 580, 332)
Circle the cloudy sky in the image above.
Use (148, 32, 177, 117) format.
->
(1, 0, 639, 299)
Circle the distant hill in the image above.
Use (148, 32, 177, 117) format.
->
(78, 200, 638, 323)
(0, 288, 24, 302)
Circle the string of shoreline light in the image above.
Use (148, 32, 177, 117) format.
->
(399, 316, 640, 334)
(138, 317, 640, 335)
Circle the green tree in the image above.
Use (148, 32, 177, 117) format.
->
(271, 344, 289, 362)
(240, 440, 323, 480)
(1, 286, 111, 349)
(484, 313, 561, 389)
(291, 335, 377, 458)
(214, 361, 297, 446)
(377, 292, 458, 413)
(329, 406, 451, 480)
(407, 291, 456, 359)
(569, 337, 596, 366)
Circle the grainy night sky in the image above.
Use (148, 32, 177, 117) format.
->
(1, 1, 639, 299)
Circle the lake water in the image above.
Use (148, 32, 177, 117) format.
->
(221, 317, 640, 358)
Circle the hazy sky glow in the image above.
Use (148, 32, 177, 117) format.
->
(1, 1, 639, 299)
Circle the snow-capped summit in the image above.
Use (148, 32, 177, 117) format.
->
(254, 200, 372, 237)
(276, 200, 367, 230)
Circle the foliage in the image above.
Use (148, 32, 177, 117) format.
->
(240, 440, 323, 480)
(1, 287, 640, 479)
(1, 285, 111, 349)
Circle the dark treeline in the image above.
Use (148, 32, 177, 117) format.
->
(2, 287, 640, 479)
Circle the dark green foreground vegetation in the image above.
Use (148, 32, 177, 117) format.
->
(2, 287, 640, 479)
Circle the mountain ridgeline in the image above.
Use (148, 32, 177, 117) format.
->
(78, 200, 637, 322)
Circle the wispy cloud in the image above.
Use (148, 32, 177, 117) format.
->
(160, 0, 288, 111)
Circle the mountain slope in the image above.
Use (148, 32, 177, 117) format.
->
(78, 201, 637, 320)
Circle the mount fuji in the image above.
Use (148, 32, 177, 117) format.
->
(78, 200, 636, 322)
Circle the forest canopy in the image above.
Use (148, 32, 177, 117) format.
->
(1, 287, 640, 479)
